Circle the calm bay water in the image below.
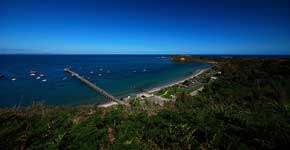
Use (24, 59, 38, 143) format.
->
(0, 55, 210, 106)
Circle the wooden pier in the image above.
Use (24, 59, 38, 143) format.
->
(64, 68, 126, 105)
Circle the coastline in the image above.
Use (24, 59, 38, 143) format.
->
(98, 101, 118, 108)
(98, 67, 211, 108)
(145, 67, 210, 94)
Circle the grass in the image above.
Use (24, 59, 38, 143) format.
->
(1, 56, 290, 149)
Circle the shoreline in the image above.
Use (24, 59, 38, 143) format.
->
(98, 67, 211, 108)
(145, 67, 210, 94)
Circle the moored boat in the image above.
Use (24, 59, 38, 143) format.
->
(30, 70, 37, 74)
(30, 70, 38, 76)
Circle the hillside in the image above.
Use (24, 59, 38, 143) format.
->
(1, 56, 290, 149)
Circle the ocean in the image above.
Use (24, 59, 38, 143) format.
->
(0, 55, 211, 106)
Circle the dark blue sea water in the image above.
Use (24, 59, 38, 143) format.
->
(0, 55, 211, 106)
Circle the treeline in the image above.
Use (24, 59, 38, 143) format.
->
(1, 56, 290, 149)
(170, 55, 228, 63)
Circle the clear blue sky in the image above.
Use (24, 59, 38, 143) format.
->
(0, 0, 289, 54)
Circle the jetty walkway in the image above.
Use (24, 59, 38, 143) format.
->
(64, 68, 126, 105)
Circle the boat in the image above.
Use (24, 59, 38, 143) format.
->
(39, 74, 45, 77)
(41, 79, 47, 82)
(90, 71, 94, 74)
(98, 74, 102, 76)
(106, 70, 111, 73)
(36, 76, 41, 80)
(11, 77, 16, 81)
(143, 69, 147, 72)
(99, 68, 103, 71)
(29, 70, 38, 76)
(62, 77, 67, 80)
(133, 70, 137, 73)
(30, 70, 37, 74)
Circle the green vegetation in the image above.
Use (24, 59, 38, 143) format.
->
(157, 85, 185, 99)
(1, 56, 290, 149)
(156, 67, 215, 99)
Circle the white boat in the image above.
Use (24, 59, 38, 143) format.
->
(99, 68, 103, 71)
(40, 74, 45, 77)
(90, 71, 94, 74)
(36, 76, 41, 80)
(143, 69, 147, 72)
(62, 77, 67, 80)
(42, 79, 47, 82)
(98, 74, 102, 76)
(11, 78, 16, 81)
(30, 73, 36, 76)
(133, 70, 137, 73)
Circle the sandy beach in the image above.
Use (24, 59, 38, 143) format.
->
(98, 67, 210, 108)
(98, 101, 118, 108)
(145, 67, 210, 93)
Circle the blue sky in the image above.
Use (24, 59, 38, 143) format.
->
(0, 0, 289, 54)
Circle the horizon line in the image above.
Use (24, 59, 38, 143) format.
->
(0, 53, 289, 56)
